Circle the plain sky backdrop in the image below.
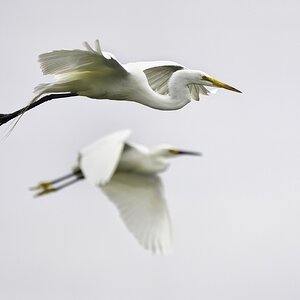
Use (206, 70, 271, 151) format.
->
(1, 0, 299, 299)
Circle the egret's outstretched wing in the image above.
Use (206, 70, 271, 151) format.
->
(102, 172, 173, 255)
(144, 65, 183, 95)
(79, 130, 131, 186)
(144, 64, 212, 100)
(39, 40, 128, 76)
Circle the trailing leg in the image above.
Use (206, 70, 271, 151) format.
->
(30, 169, 84, 197)
(0, 92, 78, 126)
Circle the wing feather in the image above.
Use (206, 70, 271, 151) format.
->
(144, 65, 213, 100)
(144, 65, 184, 95)
(78, 130, 131, 186)
(101, 172, 173, 255)
(39, 40, 128, 76)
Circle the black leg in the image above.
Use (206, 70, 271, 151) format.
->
(30, 169, 84, 197)
(52, 176, 84, 192)
(0, 92, 78, 126)
(48, 169, 83, 185)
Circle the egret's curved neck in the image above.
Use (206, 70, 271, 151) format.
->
(144, 93, 191, 111)
(131, 71, 192, 111)
(168, 71, 192, 105)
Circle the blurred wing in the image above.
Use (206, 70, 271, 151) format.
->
(39, 40, 128, 76)
(144, 65, 183, 95)
(101, 172, 173, 255)
(79, 129, 131, 186)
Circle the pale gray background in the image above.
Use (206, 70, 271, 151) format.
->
(0, 0, 299, 299)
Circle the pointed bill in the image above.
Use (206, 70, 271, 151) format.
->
(169, 149, 202, 156)
(204, 76, 242, 93)
(177, 150, 202, 156)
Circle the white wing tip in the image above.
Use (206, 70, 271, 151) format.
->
(119, 128, 132, 136)
(82, 41, 94, 52)
(82, 40, 103, 55)
(140, 236, 173, 255)
(151, 243, 173, 256)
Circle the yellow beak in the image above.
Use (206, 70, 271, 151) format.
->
(204, 76, 242, 93)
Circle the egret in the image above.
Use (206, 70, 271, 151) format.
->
(30, 129, 201, 254)
(0, 39, 241, 127)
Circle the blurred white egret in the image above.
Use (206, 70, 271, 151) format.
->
(0, 39, 241, 126)
(31, 129, 201, 254)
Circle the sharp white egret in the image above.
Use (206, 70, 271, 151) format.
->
(30, 129, 201, 254)
(0, 39, 241, 127)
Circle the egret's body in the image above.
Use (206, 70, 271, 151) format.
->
(115, 144, 168, 174)
(0, 40, 241, 126)
(31, 130, 201, 254)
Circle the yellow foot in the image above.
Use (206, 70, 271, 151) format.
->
(30, 181, 56, 197)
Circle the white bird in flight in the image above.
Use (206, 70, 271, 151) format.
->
(0, 39, 241, 126)
(30, 129, 201, 254)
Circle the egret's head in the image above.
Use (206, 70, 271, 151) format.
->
(153, 144, 202, 158)
(198, 71, 242, 93)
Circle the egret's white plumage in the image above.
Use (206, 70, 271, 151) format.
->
(0, 39, 241, 129)
(35, 40, 240, 111)
(102, 172, 172, 255)
(31, 129, 201, 254)
(79, 130, 131, 186)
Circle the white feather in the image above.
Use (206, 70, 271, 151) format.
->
(101, 172, 173, 255)
(79, 130, 131, 186)
(38, 43, 127, 76)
